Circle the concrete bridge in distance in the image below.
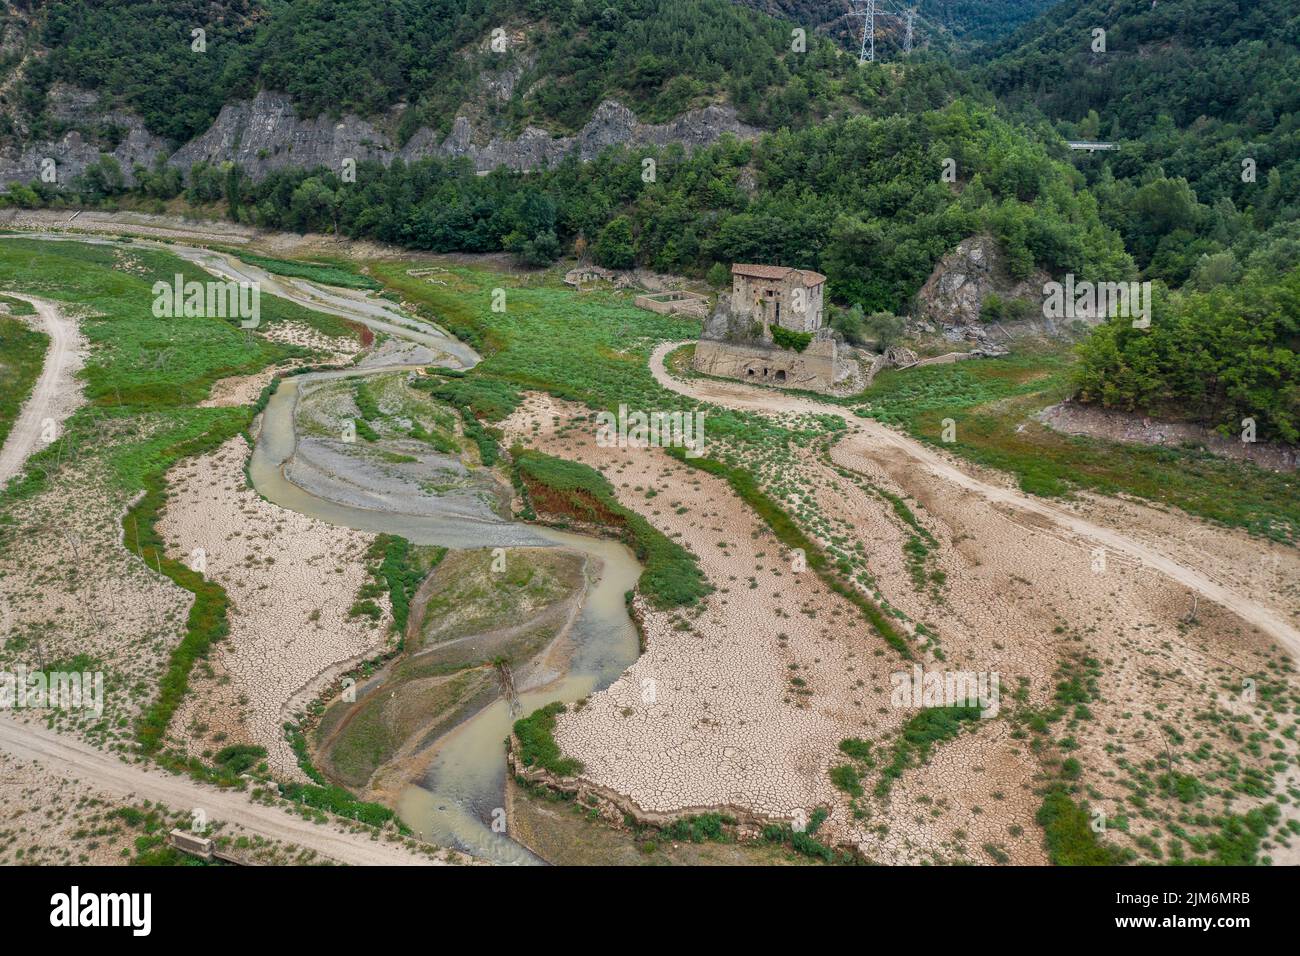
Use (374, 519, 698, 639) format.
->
(1067, 141, 1119, 152)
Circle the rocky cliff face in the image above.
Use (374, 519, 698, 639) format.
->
(2, 85, 758, 189)
(168, 92, 394, 180)
(173, 92, 759, 178)
(0, 85, 169, 189)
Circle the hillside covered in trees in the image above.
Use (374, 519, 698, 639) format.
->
(4, 0, 870, 145)
(1, 0, 1295, 442)
(980, 0, 1299, 286)
(731, 0, 1059, 52)
(978, 0, 1299, 439)
(12, 63, 1129, 317)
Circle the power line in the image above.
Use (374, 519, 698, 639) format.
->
(845, 2, 925, 63)
(849, 0, 876, 64)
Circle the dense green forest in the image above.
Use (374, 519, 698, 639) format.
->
(979, 0, 1300, 285)
(974, 0, 1299, 436)
(922, 0, 1058, 45)
(731, 0, 1059, 51)
(10, 0, 261, 143)
(6, 0, 870, 143)
(1076, 268, 1300, 443)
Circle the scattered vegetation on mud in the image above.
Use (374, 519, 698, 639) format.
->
(761, 807, 858, 864)
(857, 348, 1299, 543)
(127, 419, 244, 758)
(350, 534, 444, 642)
(876, 705, 984, 799)
(670, 448, 912, 658)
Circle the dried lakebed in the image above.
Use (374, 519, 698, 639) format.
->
(3, 233, 644, 864)
(193, 250, 644, 864)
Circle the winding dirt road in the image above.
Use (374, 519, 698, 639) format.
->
(0, 717, 441, 866)
(0, 294, 81, 485)
(651, 342, 1300, 660)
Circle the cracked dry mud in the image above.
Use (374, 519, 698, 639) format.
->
(156, 435, 391, 778)
(502, 381, 1300, 865)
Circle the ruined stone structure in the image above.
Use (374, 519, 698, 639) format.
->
(693, 337, 837, 388)
(692, 264, 845, 391)
(634, 289, 709, 319)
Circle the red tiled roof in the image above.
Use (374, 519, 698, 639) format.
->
(732, 263, 790, 279)
(732, 263, 825, 285)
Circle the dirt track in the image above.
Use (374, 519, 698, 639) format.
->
(650, 342, 1300, 660)
(0, 717, 443, 866)
(0, 294, 82, 485)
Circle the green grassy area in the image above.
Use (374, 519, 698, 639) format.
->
(759, 807, 858, 864)
(514, 702, 584, 777)
(353, 534, 444, 644)
(1036, 787, 1123, 866)
(856, 349, 1299, 544)
(0, 238, 336, 414)
(417, 548, 581, 647)
(285, 716, 409, 830)
(375, 263, 693, 410)
(0, 304, 47, 453)
(370, 262, 813, 452)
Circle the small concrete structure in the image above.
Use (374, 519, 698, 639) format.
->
(168, 829, 214, 861)
(634, 289, 709, 318)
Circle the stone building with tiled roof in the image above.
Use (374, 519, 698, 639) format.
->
(692, 263, 848, 392)
(730, 264, 826, 335)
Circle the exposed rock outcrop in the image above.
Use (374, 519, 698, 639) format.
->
(3, 85, 760, 190)
(170, 93, 758, 180)
(0, 85, 168, 188)
(169, 91, 394, 180)
(700, 293, 761, 343)
(913, 234, 1049, 336)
